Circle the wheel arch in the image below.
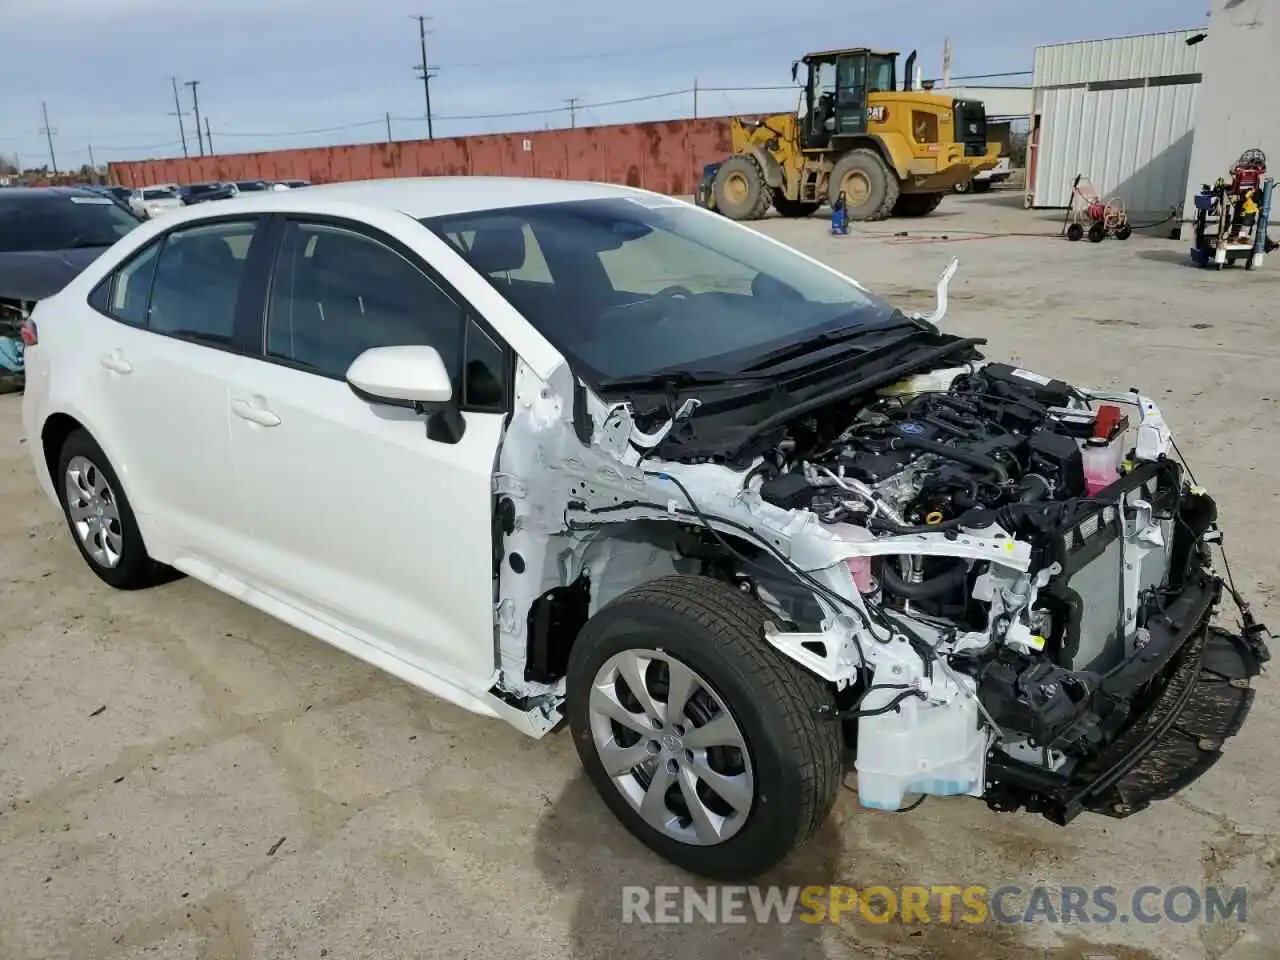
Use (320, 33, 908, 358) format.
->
(743, 146, 785, 189)
(38, 407, 161, 557)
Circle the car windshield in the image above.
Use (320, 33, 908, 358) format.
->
(142, 188, 176, 200)
(182, 184, 220, 196)
(422, 196, 896, 382)
(235, 181, 267, 191)
(0, 194, 140, 253)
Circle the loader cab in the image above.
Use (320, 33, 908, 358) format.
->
(794, 47, 897, 151)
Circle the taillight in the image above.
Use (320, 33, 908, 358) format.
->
(20, 318, 38, 347)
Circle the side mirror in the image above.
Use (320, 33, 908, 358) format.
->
(346, 345, 465, 443)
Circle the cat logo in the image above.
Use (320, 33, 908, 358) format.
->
(868, 105, 887, 123)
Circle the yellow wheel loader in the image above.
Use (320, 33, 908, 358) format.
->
(705, 47, 999, 222)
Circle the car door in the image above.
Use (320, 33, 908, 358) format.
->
(223, 216, 510, 692)
(84, 215, 269, 573)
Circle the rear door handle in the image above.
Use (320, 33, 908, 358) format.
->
(99, 351, 132, 374)
(231, 398, 281, 427)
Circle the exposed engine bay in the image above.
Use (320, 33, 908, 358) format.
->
(491, 265, 1269, 828)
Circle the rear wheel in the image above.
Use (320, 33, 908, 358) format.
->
(712, 155, 771, 221)
(55, 429, 171, 590)
(892, 192, 944, 217)
(1066, 222, 1084, 242)
(566, 575, 841, 879)
(772, 193, 820, 218)
(829, 148, 899, 221)
(971, 179, 993, 194)
(1088, 221, 1106, 243)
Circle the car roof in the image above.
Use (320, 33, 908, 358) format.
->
(170, 176, 656, 220)
(0, 185, 112, 202)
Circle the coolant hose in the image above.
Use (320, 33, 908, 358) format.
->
(880, 560, 968, 599)
(888, 436, 1009, 481)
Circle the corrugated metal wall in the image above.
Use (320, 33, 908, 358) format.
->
(1032, 29, 1204, 86)
(108, 117, 735, 196)
(1032, 83, 1199, 210)
(1029, 29, 1205, 211)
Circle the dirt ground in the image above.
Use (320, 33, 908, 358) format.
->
(1, 187, 1277, 960)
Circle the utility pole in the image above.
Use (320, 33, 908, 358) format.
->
(567, 97, 578, 129)
(411, 15, 438, 140)
(185, 80, 204, 156)
(88, 143, 97, 178)
(39, 102, 58, 175)
(204, 117, 214, 155)
(941, 38, 953, 88)
(385, 111, 393, 142)
(693, 78, 698, 119)
(169, 76, 189, 158)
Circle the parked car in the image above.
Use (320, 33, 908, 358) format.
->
(128, 186, 182, 219)
(230, 180, 271, 195)
(954, 156, 1013, 194)
(87, 185, 135, 210)
(18, 178, 1268, 879)
(0, 186, 141, 391)
(179, 182, 235, 205)
(271, 179, 311, 191)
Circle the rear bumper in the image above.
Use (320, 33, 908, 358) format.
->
(985, 573, 1268, 823)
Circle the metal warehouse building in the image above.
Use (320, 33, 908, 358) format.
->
(1025, 28, 1204, 215)
(1025, 0, 1278, 221)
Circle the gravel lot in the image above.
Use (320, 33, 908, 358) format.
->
(1, 187, 1277, 960)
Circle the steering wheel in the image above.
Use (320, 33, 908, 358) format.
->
(653, 285, 693, 300)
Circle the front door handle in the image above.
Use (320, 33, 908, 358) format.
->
(231, 398, 281, 427)
(99, 351, 132, 374)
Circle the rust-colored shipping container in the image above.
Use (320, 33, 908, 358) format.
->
(108, 117, 736, 197)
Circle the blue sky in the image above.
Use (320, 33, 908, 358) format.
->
(1, 0, 1208, 170)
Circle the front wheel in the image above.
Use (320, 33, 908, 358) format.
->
(712, 155, 771, 221)
(566, 575, 841, 879)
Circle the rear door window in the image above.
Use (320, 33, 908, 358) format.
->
(147, 219, 259, 346)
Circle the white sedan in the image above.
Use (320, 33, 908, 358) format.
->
(18, 177, 1267, 879)
(127, 185, 182, 219)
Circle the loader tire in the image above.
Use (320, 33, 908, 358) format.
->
(829, 148, 899, 221)
(772, 194, 820, 218)
(892, 192, 944, 217)
(713, 155, 771, 221)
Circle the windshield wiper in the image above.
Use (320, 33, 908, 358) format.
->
(596, 368, 773, 392)
(741, 321, 926, 373)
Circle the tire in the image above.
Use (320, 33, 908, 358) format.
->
(1115, 223, 1133, 240)
(1088, 221, 1106, 243)
(1066, 222, 1084, 242)
(971, 179, 992, 194)
(712, 155, 771, 221)
(55, 429, 171, 590)
(953, 178, 972, 194)
(566, 575, 841, 880)
(829, 148, 899, 221)
(772, 193, 820, 218)
(892, 192, 944, 217)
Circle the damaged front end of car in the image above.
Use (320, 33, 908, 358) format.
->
(486, 264, 1269, 827)
(0, 298, 31, 393)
